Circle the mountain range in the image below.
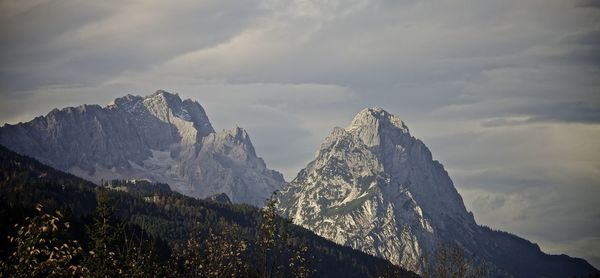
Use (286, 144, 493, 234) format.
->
(0, 91, 597, 277)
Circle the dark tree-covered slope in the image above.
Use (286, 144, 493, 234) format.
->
(0, 144, 415, 277)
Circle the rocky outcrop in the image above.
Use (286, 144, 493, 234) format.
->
(205, 193, 232, 204)
(0, 90, 284, 206)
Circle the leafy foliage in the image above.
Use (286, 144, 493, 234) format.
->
(3, 204, 86, 277)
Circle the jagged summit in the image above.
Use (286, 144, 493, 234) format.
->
(345, 107, 413, 158)
(109, 90, 189, 112)
(349, 107, 409, 133)
(276, 107, 596, 277)
(109, 90, 215, 138)
(222, 126, 257, 156)
(0, 90, 284, 206)
(110, 94, 142, 106)
(277, 108, 463, 271)
(143, 90, 186, 113)
(152, 89, 174, 97)
(46, 103, 103, 118)
(225, 126, 253, 143)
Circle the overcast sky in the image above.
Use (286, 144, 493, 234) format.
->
(1, 0, 599, 268)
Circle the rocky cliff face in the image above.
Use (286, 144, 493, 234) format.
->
(0, 90, 284, 206)
(276, 107, 597, 277)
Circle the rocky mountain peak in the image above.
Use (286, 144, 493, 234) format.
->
(277, 108, 477, 272)
(276, 107, 598, 277)
(349, 107, 409, 133)
(111, 90, 184, 110)
(346, 107, 410, 150)
(145, 90, 182, 108)
(229, 127, 256, 154)
(151, 89, 174, 97)
(109, 94, 143, 108)
(228, 126, 251, 142)
(110, 90, 214, 139)
(0, 90, 283, 207)
(202, 126, 258, 161)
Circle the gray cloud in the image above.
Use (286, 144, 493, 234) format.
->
(575, 0, 600, 9)
(0, 0, 599, 268)
(0, 0, 265, 92)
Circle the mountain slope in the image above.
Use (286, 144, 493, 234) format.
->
(0, 144, 416, 278)
(276, 107, 597, 277)
(0, 90, 284, 206)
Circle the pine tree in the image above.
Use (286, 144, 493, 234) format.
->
(258, 197, 282, 278)
(85, 190, 124, 277)
(288, 240, 314, 278)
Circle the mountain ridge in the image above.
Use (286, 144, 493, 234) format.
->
(0, 90, 284, 206)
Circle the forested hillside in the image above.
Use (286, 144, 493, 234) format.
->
(0, 145, 415, 277)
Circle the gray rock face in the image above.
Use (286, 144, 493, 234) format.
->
(276, 107, 597, 277)
(0, 90, 284, 207)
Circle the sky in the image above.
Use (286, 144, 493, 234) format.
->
(1, 0, 599, 268)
